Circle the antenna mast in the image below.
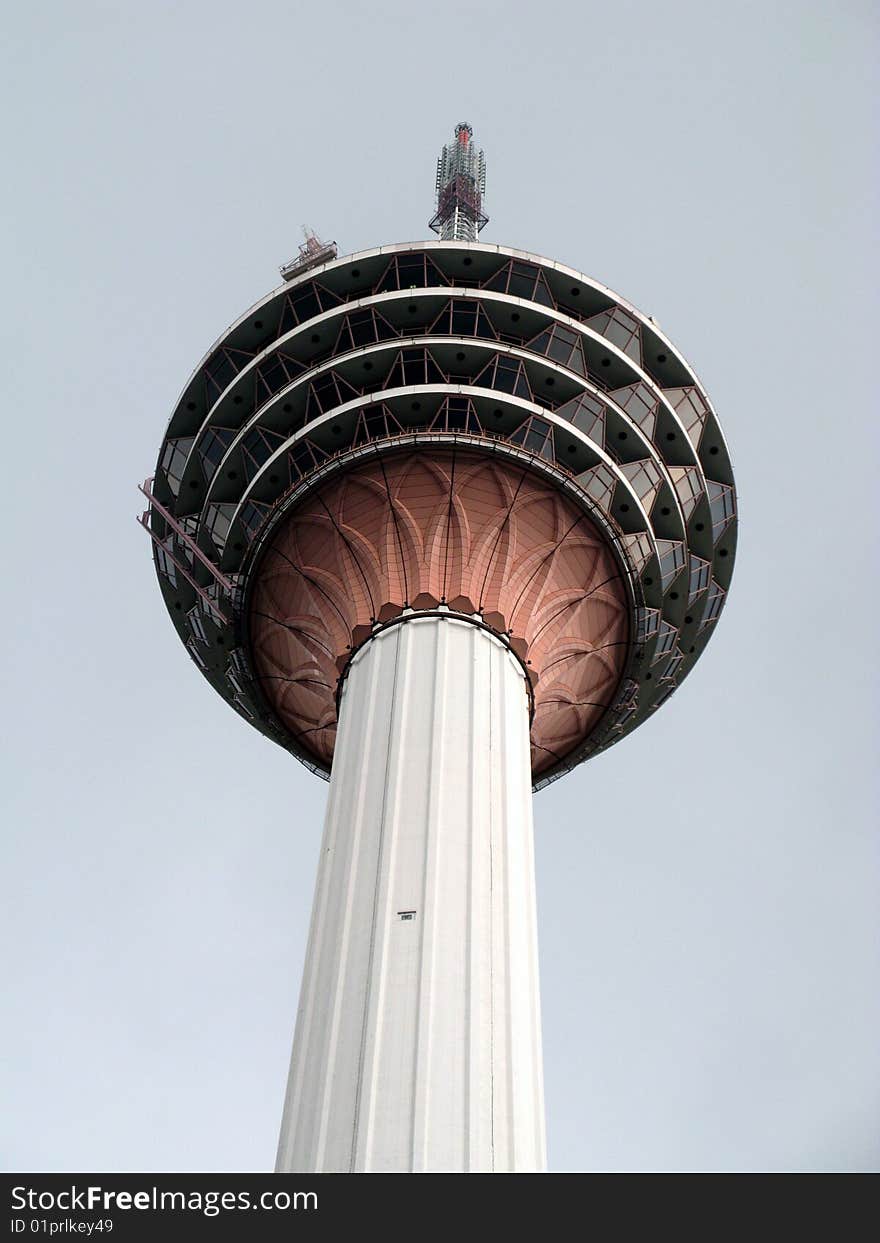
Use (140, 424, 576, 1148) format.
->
(429, 122, 488, 242)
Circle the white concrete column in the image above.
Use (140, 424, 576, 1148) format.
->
(275, 614, 546, 1173)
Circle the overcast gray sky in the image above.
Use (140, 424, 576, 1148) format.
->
(2, 0, 877, 1173)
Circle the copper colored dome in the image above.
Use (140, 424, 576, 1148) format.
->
(248, 449, 629, 776)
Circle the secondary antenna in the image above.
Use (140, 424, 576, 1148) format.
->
(280, 226, 338, 281)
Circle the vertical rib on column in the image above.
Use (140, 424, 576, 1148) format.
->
(275, 615, 546, 1172)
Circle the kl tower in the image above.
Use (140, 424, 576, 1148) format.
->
(141, 123, 737, 1172)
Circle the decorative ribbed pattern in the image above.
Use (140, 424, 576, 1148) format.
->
(250, 449, 628, 776)
(275, 616, 546, 1172)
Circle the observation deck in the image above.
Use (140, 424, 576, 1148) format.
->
(144, 240, 737, 788)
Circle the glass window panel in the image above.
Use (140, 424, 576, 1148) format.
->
(160, 437, 194, 494)
(580, 463, 615, 509)
(423, 256, 449, 287)
(186, 638, 207, 669)
(585, 310, 612, 335)
(651, 685, 675, 710)
(508, 423, 527, 446)
(187, 608, 208, 647)
(291, 442, 317, 476)
(280, 297, 298, 336)
(532, 273, 555, 307)
(277, 351, 304, 380)
(524, 418, 551, 456)
(667, 387, 708, 448)
(376, 260, 400, 292)
(557, 393, 605, 445)
(451, 301, 478, 334)
(384, 355, 404, 388)
(289, 286, 320, 322)
(374, 310, 398, 339)
(204, 353, 235, 398)
(688, 556, 711, 601)
(700, 580, 725, 628)
(612, 307, 638, 333)
(402, 350, 426, 384)
(240, 500, 270, 540)
(227, 667, 245, 697)
(492, 357, 520, 393)
(204, 503, 235, 550)
(621, 459, 662, 504)
(621, 531, 652, 571)
(397, 254, 427, 287)
(605, 319, 634, 350)
(365, 409, 388, 438)
(527, 329, 553, 355)
(707, 480, 735, 536)
(156, 536, 177, 588)
(508, 262, 538, 299)
(567, 341, 587, 376)
(611, 384, 658, 437)
(660, 650, 684, 682)
(652, 620, 678, 661)
(483, 267, 509, 293)
(314, 283, 342, 310)
(476, 308, 497, 339)
(546, 328, 573, 364)
(335, 320, 354, 352)
(199, 427, 236, 475)
(507, 275, 535, 299)
(257, 357, 288, 396)
(656, 539, 685, 589)
(311, 374, 337, 411)
(334, 374, 358, 405)
(429, 302, 452, 334)
(446, 404, 467, 431)
(513, 364, 532, 400)
(637, 607, 661, 642)
(351, 414, 370, 448)
(670, 466, 702, 518)
(348, 309, 377, 346)
(242, 427, 286, 479)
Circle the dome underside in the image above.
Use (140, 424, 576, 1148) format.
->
(147, 241, 737, 787)
(249, 450, 629, 776)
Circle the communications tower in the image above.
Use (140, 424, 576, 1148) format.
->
(141, 123, 737, 1172)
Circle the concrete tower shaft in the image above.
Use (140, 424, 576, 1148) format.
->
(276, 616, 545, 1172)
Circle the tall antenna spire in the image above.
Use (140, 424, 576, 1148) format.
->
(429, 122, 488, 242)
